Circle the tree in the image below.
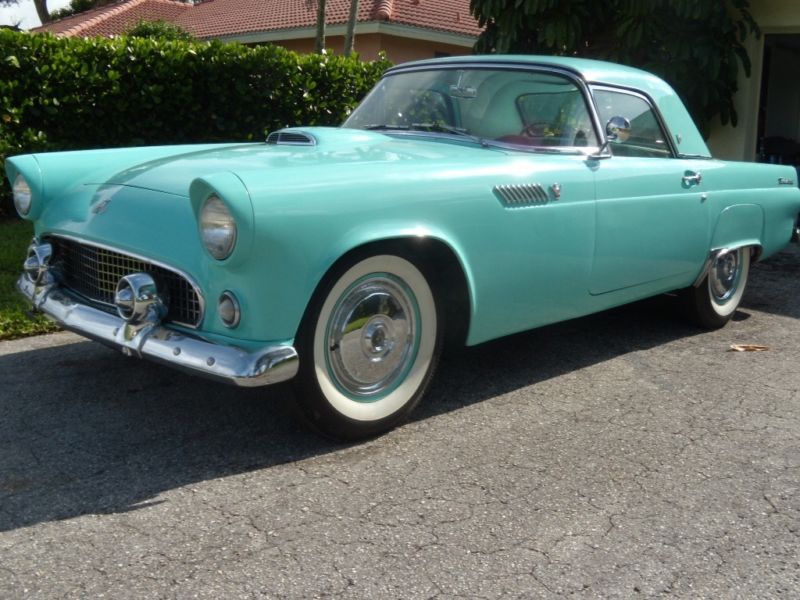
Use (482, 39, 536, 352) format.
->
(314, 0, 326, 54)
(344, 0, 359, 57)
(124, 19, 194, 40)
(0, 0, 50, 24)
(470, 0, 759, 135)
(49, 0, 103, 21)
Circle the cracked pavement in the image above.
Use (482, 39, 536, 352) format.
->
(2, 246, 800, 598)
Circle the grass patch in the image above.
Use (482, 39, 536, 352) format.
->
(0, 219, 59, 340)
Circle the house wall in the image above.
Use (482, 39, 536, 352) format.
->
(276, 33, 472, 63)
(707, 0, 800, 161)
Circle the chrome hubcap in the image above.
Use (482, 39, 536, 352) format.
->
(327, 275, 418, 399)
(709, 250, 741, 302)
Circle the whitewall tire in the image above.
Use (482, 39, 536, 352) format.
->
(293, 253, 442, 440)
(684, 247, 750, 329)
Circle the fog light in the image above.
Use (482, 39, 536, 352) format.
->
(218, 291, 240, 328)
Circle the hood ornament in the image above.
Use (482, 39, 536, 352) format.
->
(91, 185, 123, 214)
(92, 199, 111, 214)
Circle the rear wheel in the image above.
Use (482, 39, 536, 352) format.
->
(293, 253, 441, 440)
(683, 247, 750, 329)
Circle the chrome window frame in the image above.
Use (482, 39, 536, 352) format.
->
(588, 84, 679, 159)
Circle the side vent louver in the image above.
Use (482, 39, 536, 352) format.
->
(494, 183, 551, 208)
(266, 130, 316, 146)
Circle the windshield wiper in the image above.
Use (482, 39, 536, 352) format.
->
(363, 124, 411, 131)
(363, 123, 489, 147)
(408, 122, 472, 137)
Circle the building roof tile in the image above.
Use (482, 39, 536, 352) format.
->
(33, 0, 191, 37)
(33, 0, 481, 40)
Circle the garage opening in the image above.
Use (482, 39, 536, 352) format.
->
(757, 33, 800, 183)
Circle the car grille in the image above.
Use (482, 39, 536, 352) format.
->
(47, 236, 203, 328)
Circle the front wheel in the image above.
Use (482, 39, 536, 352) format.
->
(683, 247, 750, 329)
(293, 253, 442, 440)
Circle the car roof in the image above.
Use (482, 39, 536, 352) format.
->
(393, 55, 667, 95)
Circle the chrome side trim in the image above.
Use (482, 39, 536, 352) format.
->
(46, 234, 205, 329)
(17, 276, 297, 387)
(693, 249, 724, 288)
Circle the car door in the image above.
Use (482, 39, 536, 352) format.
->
(589, 87, 709, 295)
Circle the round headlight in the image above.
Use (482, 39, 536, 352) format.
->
(199, 195, 237, 260)
(13, 174, 33, 216)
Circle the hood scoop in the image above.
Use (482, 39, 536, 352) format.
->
(266, 129, 317, 146)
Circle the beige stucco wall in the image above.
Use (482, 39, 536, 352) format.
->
(707, 0, 800, 160)
(276, 33, 473, 63)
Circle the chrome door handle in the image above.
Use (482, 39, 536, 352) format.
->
(682, 171, 702, 187)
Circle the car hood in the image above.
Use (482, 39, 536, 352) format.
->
(86, 127, 512, 197)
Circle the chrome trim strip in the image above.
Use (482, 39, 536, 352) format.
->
(46, 233, 206, 329)
(17, 275, 297, 387)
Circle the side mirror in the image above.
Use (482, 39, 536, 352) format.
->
(605, 116, 631, 142)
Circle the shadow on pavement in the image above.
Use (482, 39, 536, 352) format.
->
(0, 245, 795, 532)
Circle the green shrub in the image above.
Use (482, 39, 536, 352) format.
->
(124, 19, 195, 41)
(0, 30, 390, 216)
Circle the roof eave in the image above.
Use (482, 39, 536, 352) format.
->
(206, 21, 478, 48)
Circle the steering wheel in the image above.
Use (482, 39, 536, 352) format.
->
(520, 122, 548, 138)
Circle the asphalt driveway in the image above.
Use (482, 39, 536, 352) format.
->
(1, 246, 799, 598)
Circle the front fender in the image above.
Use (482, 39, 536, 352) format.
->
(319, 220, 478, 320)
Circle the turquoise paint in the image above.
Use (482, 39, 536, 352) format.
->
(6, 56, 800, 351)
(710, 205, 764, 251)
(590, 157, 710, 294)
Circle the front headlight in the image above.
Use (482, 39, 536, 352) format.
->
(13, 174, 33, 216)
(199, 195, 237, 260)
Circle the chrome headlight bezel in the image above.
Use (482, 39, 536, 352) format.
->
(199, 194, 238, 261)
(12, 173, 33, 216)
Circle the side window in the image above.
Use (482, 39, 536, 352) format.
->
(593, 89, 672, 158)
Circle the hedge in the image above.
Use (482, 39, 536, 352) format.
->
(0, 30, 391, 216)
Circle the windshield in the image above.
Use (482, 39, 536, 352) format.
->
(343, 67, 600, 150)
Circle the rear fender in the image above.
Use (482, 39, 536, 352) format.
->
(710, 204, 764, 254)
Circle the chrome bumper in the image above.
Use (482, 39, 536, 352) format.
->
(17, 276, 298, 387)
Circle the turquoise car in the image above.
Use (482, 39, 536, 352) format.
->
(8, 55, 800, 439)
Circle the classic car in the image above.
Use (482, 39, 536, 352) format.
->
(8, 55, 800, 439)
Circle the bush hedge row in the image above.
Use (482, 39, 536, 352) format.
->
(0, 30, 390, 215)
